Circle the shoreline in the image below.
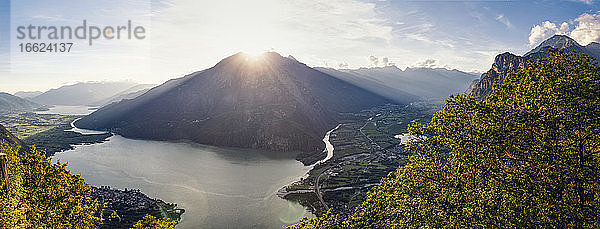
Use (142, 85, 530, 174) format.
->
(277, 124, 341, 199)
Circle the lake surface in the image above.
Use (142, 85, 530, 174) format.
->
(52, 135, 313, 228)
(35, 105, 98, 115)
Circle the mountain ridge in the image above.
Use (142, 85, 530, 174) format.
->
(0, 92, 41, 112)
(318, 66, 477, 100)
(31, 82, 142, 106)
(76, 52, 403, 164)
(471, 35, 599, 99)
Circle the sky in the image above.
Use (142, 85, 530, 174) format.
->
(1, 0, 600, 93)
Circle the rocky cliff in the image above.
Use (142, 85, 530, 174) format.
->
(471, 35, 599, 99)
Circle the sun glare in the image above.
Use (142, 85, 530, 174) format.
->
(240, 48, 270, 64)
(241, 48, 267, 58)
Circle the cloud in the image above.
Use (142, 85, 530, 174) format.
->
(529, 12, 600, 46)
(382, 57, 389, 66)
(415, 59, 438, 68)
(570, 13, 600, 45)
(368, 56, 395, 67)
(495, 14, 512, 29)
(149, 0, 395, 75)
(369, 56, 379, 67)
(528, 21, 570, 46)
(567, 0, 593, 4)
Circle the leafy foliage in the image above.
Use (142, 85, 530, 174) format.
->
(0, 143, 101, 228)
(288, 51, 600, 228)
(0, 142, 178, 229)
(130, 215, 176, 229)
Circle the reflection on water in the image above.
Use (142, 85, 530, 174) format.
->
(52, 135, 313, 229)
(35, 105, 98, 115)
(65, 118, 108, 135)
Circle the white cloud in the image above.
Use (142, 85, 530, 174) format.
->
(368, 56, 394, 67)
(495, 14, 512, 29)
(567, 0, 593, 4)
(560, 22, 570, 33)
(528, 21, 564, 46)
(529, 12, 600, 46)
(414, 59, 438, 68)
(570, 13, 600, 45)
(369, 56, 379, 67)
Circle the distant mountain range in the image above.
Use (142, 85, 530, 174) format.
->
(318, 66, 477, 101)
(14, 91, 43, 99)
(0, 92, 41, 112)
(29, 82, 155, 106)
(471, 35, 600, 98)
(76, 52, 399, 164)
(92, 84, 157, 106)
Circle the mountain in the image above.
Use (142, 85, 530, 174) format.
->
(317, 66, 477, 100)
(0, 92, 41, 112)
(14, 91, 43, 99)
(0, 123, 22, 146)
(92, 84, 156, 106)
(471, 35, 599, 99)
(76, 52, 402, 164)
(31, 82, 141, 106)
(524, 35, 593, 57)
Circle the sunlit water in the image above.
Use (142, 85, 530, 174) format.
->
(52, 135, 314, 228)
(35, 105, 98, 115)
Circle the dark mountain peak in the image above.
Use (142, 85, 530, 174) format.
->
(287, 55, 298, 61)
(214, 51, 303, 72)
(76, 52, 398, 165)
(586, 41, 600, 48)
(526, 35, 583, 56)
(472, 35, 600, 99)
(497, 52, 516, 58)
(547, 34, 575, 41)
(585, 42, 600, 58)
(540, 34, 579, 47)
(492, 52, 523, 71)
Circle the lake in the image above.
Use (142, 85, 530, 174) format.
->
(52, 135, 314, 228)
(36, 105, 99, 115)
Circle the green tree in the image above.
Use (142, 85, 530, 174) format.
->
(0, 143, 101, 228)
(130, 215, 176, 229)
(289, 51, 600, 228)
(285, 210, 342, 229)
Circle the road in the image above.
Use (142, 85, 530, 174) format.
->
(314, 169, 329, 210)
(359, 116, 383, 150)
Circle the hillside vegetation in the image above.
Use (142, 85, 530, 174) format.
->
(287, 51, 600, 228)
(0, 143, 176, 228)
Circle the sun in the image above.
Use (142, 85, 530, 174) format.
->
(241, 48, 267, 58)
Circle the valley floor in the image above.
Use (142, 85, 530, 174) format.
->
(282, 101, 440, 216)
